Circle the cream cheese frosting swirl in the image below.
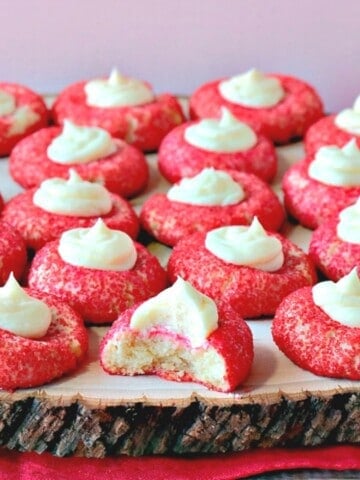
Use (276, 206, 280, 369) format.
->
(130, 277, 218, 348)
(334, 95, 360, 135)
(84, 68, 155, 108)
(336, 197, 360, 244)
(0, 89, 16, 116)
(0, 89, 40, 136)
(218, 69, 285, 108)
(0, 273, 51, 339)
(184, 107, 257, 152)
(58, 219, 137, 271)
(47, 120, 117, 164)
(33, 169, 112, 217)
(312, 268, 360, 327)
(308, 139, 360, 186)
(167, 168, 245, 206)
(205, 217, 284, 271)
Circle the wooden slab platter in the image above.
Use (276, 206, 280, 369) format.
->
(0, 115, 359, 458)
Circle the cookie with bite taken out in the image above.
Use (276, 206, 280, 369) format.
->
(100, 277, 253, 392)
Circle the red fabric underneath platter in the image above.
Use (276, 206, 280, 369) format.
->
(0, 445, 359, 480)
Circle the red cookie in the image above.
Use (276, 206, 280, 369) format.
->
(100, 301, 253, 392)
(0, 82, 48, 157)
(305, 114, 360, 158)
(140, 170, 285, 246)
(282, 160, 360, 229)
(0, 288, 88, 391)
(157, 121, 277, 183)
(272, 287, 360, 380)
(167, 232, 316, 319)
(189, 74, 324, 144)
(0, 221, 27, 284)
(51, 80, 186, 152)
(28, 241, 167, 324)
(1, 189, 139, 251)
(9, 126, 149, 198)
(309, 218, 360, 281)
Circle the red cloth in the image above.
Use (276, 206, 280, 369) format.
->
(0, 445, 359, 480)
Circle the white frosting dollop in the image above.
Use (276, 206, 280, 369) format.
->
(130, 277, 218, 348)
(184, 107, 257, 152)
(218, 69, 285, 108)
(308, 139, 360, 186)
(336, 197, 360, 244)
(167, 168, 245, 206)
(205, 217, 284, 271)
(335, 95, 360, 135)
(0, 89, 40, 135)
(58, 219, 137, 271)
(0, 273, 51, 339)
(312, 268, 360, 327)
(7, 105, 40, 136)
(8, 106, 40, 136)
(84, 68, 155, 108)
(0, 89, 16, 116)
(33, 169, 112, 217)
(47, 120, 117, 165)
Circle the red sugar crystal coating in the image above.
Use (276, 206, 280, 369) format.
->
(0, 221, 27, 284)
(304, 114, 360, 158)
(272, 287, 360, 380)
(282, 160, 360, 229)
(0, 289, 88, 390)
(157, 121, 277, 183)
(100, 302, 254, 392)
(0, 82, 48, 157)
(189, 75, 324, 144)
(28, 241, 168, 324)
(51, 81, 186, 152)
(167, 231, 317, 319)
(9, 127, 149, 198)
(1, 189, 139, 251)
(309, 218, 360, 281)
(140, 170, 285, 246)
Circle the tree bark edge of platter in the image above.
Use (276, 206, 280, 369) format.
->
(0, 390, 359, 457)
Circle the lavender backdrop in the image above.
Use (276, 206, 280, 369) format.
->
(1, 0, 359, 112)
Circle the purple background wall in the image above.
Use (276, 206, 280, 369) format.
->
(1, 0, 359, 112)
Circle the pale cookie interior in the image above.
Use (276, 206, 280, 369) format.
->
(102, 332, 227, 390)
